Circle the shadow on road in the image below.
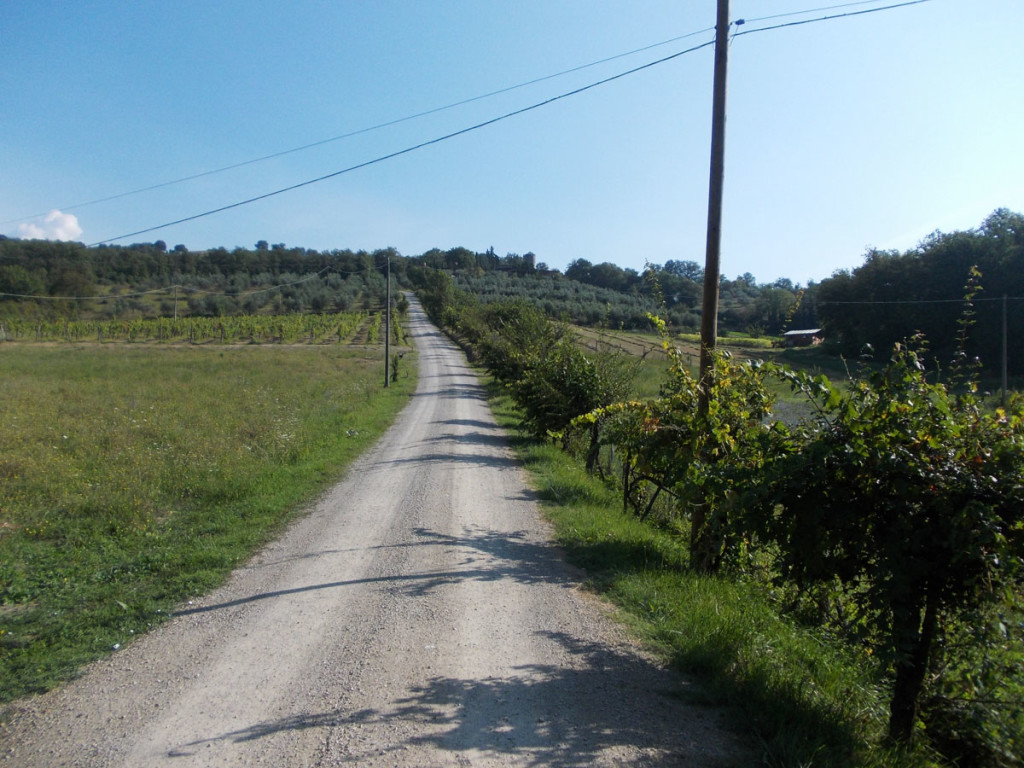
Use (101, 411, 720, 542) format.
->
(165, 631, 745, 766)
(412, 384, 489, 400)
(431, 417, 500, 430)
(175, 526, 573, 617)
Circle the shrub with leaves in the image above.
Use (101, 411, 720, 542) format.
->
(477, 301, 563, 384)
(513, 335, 635, 460)
(748, 341, 1024, 746)
(577, 316, 781, 569)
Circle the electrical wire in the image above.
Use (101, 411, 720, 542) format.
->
(733, 0, 933, 39)
(818, 296, 1024, 305)
(0, 285, 171, 301)
(89, 38, 717, 246)
(5, 0, 931, 230)
(739, 0, 906, 24)
(25, 0, 935, 248)
(1, 26, 714, 227)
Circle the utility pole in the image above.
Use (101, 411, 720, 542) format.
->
(698, 0, 730, 417)
(691, 0, 730, 572)
(384, 254, 391, 388)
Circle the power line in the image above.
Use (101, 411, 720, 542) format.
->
(819, 296, 1024, 306)
(0, 285, 170, 302)
(60, 0, 933, 247)
(733, 0, 934, 38)
(3, 0, 926, 229)
(1, 26, 714, 227)
(89, 38, 718, 246)
(740, 0, 907, 24)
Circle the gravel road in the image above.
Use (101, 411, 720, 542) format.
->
(1, 299, 752, 766)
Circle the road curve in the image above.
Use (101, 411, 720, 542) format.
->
(1, 299, 751, 766)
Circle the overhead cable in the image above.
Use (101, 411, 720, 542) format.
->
(89, 38, 717, 246)
(2, 26, 713, 226)
(740, 0, 906, 24)
(733, 0, 933, 39)
(818, 296, 1024, 306)
(81, 0, 933, 246)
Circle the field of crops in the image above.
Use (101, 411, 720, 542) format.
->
(0, 310, 375, 345)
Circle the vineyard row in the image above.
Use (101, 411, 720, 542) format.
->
(0, 311, 389, 345)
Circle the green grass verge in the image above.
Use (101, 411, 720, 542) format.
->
(0, 343, 417, 702)
(678, 331, 777, 350)
(486, 383, 937, 768)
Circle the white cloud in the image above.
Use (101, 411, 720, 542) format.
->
(18, 209, 82, 241)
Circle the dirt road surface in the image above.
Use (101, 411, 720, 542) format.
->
(1, 300, 752, 766)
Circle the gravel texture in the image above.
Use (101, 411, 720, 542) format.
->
(1, 299, 754, 766)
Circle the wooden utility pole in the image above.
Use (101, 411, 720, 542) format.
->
(698, 0, 730, 413)
(691, 0, 730, 572)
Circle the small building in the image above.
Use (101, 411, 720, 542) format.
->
(783, 328, 824, 347)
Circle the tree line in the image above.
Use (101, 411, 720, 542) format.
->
(3, 207, 1021, 375)
(0, 239, 405, 319)
(0, 237, 810, 337)
(816, 209, 1024, 374)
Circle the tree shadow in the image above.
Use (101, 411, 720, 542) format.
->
(559, 538, 685, 581)
(505, 488, 542, 504)
(165, 631, 751, 766)
(419, 430, 510, 449)
(384, 630, 749, 766)
(433, 418, 501, 431)
(422, 372, 474, 380)
(175, 525, 576, 616)
(412, 384, 489, 400)
(165, 709, 372, 756)
(379, 451, 520, 470)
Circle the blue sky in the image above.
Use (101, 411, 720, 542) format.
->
(2, 0, 1021, 285)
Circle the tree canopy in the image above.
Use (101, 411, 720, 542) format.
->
(817, 209, 1024, 373)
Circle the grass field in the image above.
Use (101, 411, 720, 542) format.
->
(0, 342, 417, 702)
